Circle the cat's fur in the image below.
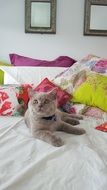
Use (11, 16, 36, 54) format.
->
(24, 89, 86, 147)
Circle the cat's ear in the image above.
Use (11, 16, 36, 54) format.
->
(48, 88, 57, 100)
(28, 89, 35, 98)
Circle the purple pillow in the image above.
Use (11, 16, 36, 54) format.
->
(9, 54, 76, 67)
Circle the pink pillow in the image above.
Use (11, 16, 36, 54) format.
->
(9, 54, 76, 67)
(92, 60, 107, 73)
(34, 78, 71, 107)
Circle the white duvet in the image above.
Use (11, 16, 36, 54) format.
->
(0, 116, 107, 190)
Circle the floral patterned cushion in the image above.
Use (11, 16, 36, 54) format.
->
(92, 60, 107, 74)
(0, 84, 32, 116)
(34, 78, 71, 107)
(53, 54, 100, 94)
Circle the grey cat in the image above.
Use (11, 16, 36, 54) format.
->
(24, 89, 86, 147)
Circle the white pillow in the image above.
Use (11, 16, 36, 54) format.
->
(0, 66, 67, 85)
(4, 72, 18, 84)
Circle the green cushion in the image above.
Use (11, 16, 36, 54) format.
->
(72, 72, 107, 112)
(0, 62, 12, 84)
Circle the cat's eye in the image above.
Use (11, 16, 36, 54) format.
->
(33, 99, 38, 104)
(44, 99, 49, 104)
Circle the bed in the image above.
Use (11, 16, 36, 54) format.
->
(0, 54, 107, 190)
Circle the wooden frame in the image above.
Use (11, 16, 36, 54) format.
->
(25, 0, 56, 34)
(84, 0, 107, 36)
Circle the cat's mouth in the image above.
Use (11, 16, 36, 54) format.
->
(38, 108, 44, 112)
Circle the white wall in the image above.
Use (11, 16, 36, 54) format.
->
(0, 0, 107, 63)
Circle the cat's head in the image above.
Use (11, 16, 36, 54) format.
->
(28, 89, 57, 117)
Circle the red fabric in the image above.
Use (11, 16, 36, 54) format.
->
(0, 84, 32, 116)
(96, 122, 107, 132)
(34, 78, 71, 107)
(17, 84, 32, 105)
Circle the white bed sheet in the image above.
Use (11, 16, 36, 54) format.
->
(0, 116, 107, 190)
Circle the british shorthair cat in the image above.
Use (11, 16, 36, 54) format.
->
(24, 89, 86, 147)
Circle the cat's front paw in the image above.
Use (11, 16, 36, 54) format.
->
(74, 114, 83, 120)
(70, 114, 83, 120)
(78, 128, 86, 135)
(71, 119, 80, 125)
(52, 136, 64, 147)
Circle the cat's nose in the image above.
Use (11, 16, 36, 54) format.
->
(38, 104, 43, 111)
(38, 104, 42, 108)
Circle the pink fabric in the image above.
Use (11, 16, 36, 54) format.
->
(83, 107, 104, 119)
(9, 54, 76, 67)
(34, 78, 71, 107)
(92, 60, 107, 73)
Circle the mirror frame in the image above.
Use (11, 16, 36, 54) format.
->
(84, 0, 107, 36)
(25, 0, 56, 34)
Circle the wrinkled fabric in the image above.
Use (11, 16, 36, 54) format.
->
(0, 116, 107, 190)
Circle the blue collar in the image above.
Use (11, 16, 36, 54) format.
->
(42, 114, 57, 121)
